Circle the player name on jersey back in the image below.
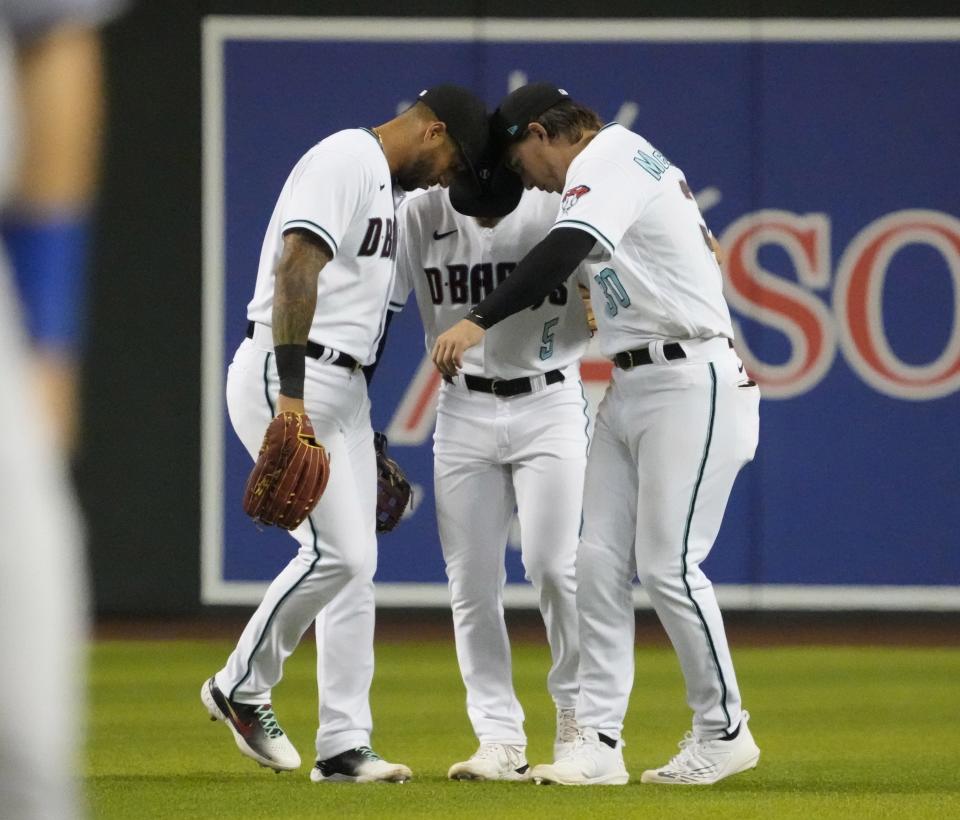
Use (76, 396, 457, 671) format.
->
(552, 123, 734, 358)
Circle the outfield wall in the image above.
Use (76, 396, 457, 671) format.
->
(82, 2, 960, 614)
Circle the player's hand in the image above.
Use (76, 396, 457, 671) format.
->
(431, 319, 486, 377)
(277, 394, 306, 415)
(578, 283, 597, 335)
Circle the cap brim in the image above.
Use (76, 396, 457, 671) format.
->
(449, 161, 523, 219)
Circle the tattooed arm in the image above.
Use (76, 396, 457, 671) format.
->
(272, 228, 333, 414)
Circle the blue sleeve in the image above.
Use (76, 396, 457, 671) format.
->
(1, 215, 91, 348)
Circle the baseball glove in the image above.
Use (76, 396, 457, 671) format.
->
(374, 432, 412, 533)
(579, 283, 597, 334)
(243, 412, 331, 531)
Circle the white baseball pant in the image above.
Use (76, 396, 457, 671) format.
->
(434, 365, 587, 745)
(575, 339, 760, 740)
(215, 331, 378, 760)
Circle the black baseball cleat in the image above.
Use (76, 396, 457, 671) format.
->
(310, 746, 412, 783)
(200, 677, 301, 771)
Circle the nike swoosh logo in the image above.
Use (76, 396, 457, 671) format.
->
(433, 228, 458, 240)
(222, 697, 252, 735)
(380, 183, 386, 190)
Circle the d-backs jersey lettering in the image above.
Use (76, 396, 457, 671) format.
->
(246, 128, 397, 365)
(393, 187, 591, 379)
(551, 123, 734, 358)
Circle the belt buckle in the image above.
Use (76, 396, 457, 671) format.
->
(490, 378, 507, 396)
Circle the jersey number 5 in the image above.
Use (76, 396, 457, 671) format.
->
(594, 268, 631, 317)
(540, 317, 560, 360)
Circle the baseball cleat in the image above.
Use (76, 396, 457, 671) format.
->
(447, 743, 530, 781)
(531, 727, 628, 786)
(310, 747, 412, 783)
(640, 711, 760, 785)
(554, 708, 579, 761)
(200, 677, 301, 772)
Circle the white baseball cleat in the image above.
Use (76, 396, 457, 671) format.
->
(200, 677, 301, 772)
(531, 727, 628, 786)
(448, 743, 530, 781)
(310, 746, 412, 783)
(554, 708, 579, 761)
(640, 711, 760, 785)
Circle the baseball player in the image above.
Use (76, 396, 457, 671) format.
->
(390, 157, 592, 779)
(0, 1, 122, 817)
(201, 85, 488, 783)
(432, 84, 762, 786)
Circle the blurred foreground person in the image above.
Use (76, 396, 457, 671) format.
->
(0, 1, 123, 816)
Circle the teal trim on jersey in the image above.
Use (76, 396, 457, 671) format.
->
(229, 358, 322, 702)
(597, 122, 620, 133)
(577, 379, 590, 538)
(359, 127, 384, 152)
(679, 363, 733, 730)
(553, 219, 614, 255)
(282, 219, 339, 255)
(579, 379, 591, 457)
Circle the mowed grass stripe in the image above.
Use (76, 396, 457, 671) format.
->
(86, 641, 960, 819)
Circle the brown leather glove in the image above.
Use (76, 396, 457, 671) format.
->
(242, 412, 331, 530)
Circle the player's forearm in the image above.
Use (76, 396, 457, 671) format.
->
(272, 230, 331, 400)
(468, 227, 595, 329)
(11, 25, 103, 211)
(272, 231, 331, 344)
(3, 25, 104, 454)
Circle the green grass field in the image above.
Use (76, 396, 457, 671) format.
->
(87, 637, 960, 819)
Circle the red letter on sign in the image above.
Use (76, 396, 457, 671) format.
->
(720, 211, 835, 399)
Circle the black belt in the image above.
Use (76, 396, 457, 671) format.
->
(444, 369, 565, 397)
(613, 338, 734, 370)
(613, 342, 686, 369)
(246, 322, 360, 371)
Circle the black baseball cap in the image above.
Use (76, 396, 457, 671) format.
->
(494, 83, 571, 144)
(448, 132, 524, 218)
(416, 85, 488, 173)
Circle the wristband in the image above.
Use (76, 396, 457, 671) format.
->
(466, 308, 490, 330)
(274, 344, 306, 400)
(1, 214, 90, 349)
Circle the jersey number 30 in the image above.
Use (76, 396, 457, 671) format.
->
(594, 268, 631, 317)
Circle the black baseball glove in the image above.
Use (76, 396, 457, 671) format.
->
(374, 432, 412, 533)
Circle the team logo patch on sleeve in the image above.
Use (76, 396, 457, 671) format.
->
(561, 184, 591, 213)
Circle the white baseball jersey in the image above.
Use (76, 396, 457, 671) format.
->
(393, 187, 591, 378)
(246, 128, 397, 365)
(552, 123, 734, 357)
